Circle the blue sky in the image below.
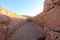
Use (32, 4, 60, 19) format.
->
(0, 0, 44, 16)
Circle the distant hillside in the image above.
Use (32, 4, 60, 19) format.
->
(0, 7, 26, 19)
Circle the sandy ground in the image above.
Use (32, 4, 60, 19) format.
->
(12, 22, 44, 40)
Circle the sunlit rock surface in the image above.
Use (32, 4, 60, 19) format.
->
(0, 7, 27, 40)
(32, 0, 60, 40)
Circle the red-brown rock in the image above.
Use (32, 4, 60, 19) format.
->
(32, 0, 60, 40)
(0, 7, 27, 40)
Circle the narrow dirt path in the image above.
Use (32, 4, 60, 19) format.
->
(12, 22, 45, 40)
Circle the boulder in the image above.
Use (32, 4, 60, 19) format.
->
(0, 14, 11, 24)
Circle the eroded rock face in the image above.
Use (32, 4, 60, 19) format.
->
(0, 7, 27, 40)
(45, 6, 60, 31)
(32, 0, 60, 40)
(43, 0, 60, 13)
(45, 5, 60, 40)
(0, 14, 11, 40)
(44, 0, 54, 13)
(0, 14, 11, 24)
(32, 12, 46, 30)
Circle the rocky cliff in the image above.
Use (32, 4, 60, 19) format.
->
(0, 7, 27, 40)
(32, 0, 60, 40)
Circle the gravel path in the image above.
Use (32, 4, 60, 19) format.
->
(12, 22, 45, 40)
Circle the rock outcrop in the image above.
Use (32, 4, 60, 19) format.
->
(0, 7, 27, 40)
(0, 14, 11, 24)
(32, 0, 60, 40)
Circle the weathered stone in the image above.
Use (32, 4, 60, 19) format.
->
(45, 5, 60, 31)
(32, 0, 60, 40)
(44, 0, 54, 13)
(53, 0, 60, 3)
(0, 7, 27, 40)
(32, 12, 46, 30)
(0, 14, 11, 24)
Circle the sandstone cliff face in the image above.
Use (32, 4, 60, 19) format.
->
(0, 7, 27, 29)
(0, 14, 11, 24)
(43, 0, 60, 13)
(32, 0, 60, 40)
(0, 7, 27, 40)
(32, 12, 46, 30)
